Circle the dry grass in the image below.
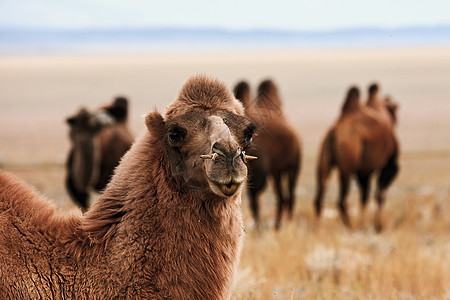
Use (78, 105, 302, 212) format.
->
(3, 152, 449, 300)
(232, 152, 450, 300)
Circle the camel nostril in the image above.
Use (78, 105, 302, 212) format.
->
(211, 142, 232, 159)
(211, 143, 225, 156)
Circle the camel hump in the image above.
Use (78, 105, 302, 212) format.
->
(368, 82, 379, 96)
(166, 75, 244, 119)
(233, 81, 251, 108)
(255, 79, 282, 111)
(341, 86, 361, 115)
(105, 96, 129, 123)
(367, 82, 381, 106)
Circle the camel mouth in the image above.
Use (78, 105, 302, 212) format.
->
(208, 179, 243, 197)
(218, 181, 241, 197)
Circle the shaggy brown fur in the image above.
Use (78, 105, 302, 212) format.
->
(234, 80, 301, 230)
(0, 75, 256, 299)
(315, 86, 399, 231)
(66, 97, 134, 210)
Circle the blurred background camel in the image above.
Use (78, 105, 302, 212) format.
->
(65, 97, 134, 211)
(314, 85, 399, 231)
(234, 80, 301, 230)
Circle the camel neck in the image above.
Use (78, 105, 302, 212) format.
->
(77, 132, 243, 298)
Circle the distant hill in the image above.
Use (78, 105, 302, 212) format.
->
(1, 25, 450, 53)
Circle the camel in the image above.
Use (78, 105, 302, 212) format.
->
(66, 97, 134, 211)
(234, 80, 301, 230)
(0, 75, 257, 299)
(314, 86, 399, 231)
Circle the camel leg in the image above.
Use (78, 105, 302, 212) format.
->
(249, 188, 261, 230)
(287, 165, 300, 220)
(314, 183, 325, 217)
(338, 172, 351, 228)
(66, 176, 89, 212)
(375, 156, 399, 232)
(248, 168, 267, 230)
(356, 172, 371, 229)
(314, 140, 334, 218)
(273, 172, 285, 230)
(314, 166, 333, 218)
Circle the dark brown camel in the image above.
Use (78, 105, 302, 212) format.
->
(314, 86, 399, 231)
(66, 97, 134, 210)
(0, 75, 257, 299)
(234, 80, 301, 230)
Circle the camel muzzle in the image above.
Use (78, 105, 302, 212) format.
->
(200, 148, 257, 164)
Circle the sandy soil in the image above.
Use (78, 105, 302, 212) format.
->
(1, 47, 449, 299)
(1, 47, 450, 165)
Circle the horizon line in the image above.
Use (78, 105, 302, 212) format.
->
(2, 23, 450, 33)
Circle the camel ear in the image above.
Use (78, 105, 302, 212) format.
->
(145, 111, 165, 138)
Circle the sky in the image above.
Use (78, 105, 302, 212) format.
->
(1, 0, 450, 31)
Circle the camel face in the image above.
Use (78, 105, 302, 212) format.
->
(384, 97, 398, 124)
(163, 110, 256, 198)
(66, 108, 115, 142)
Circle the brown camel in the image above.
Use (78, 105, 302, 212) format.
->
(66, 96, 134, 211)
(0, 75, 257, 299)
(314, 86, 399, 231)
(234, 79, 301, 230)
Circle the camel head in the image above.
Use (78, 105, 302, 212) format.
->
(384, 96, 398, 125)
(66, 107, 115, 142)
(145, 76, 257, 199)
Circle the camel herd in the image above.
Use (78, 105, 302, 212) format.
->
(0, 75, 399, 298)
(64, 78, 398, 232)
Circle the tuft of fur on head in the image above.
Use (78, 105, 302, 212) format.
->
(165, 75, 244, 120)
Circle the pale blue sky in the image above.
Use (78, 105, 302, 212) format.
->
(1, 0, 449, 31)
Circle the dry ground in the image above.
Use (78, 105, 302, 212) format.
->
(1, 48, 449, 299)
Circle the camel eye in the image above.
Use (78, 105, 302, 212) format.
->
(243, 123, 257, 148)
(245, 132, 253, 143)
(167, 125, 186, 146)
(168, 132, 180, 142)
